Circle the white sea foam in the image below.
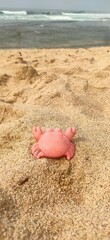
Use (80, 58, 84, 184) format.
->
(61, 12, 110, 21)
(0, 11, 110, 22)
(1, 10, 27, 15)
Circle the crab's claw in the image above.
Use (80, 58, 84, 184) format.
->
(64, 127, 76, 140)
(32, 126, 43, 141)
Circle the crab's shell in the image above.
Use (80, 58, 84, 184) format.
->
(38, 131, 70, 158)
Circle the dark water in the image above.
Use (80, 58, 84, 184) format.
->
(0, 20, 110, 48)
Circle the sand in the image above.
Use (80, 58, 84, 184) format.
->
(0, 47, 110, 240)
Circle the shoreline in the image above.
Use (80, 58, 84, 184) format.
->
(0, 20, 110, 49)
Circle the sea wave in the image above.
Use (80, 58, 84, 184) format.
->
(0, 10, 110, 22)
(0, 10, 27, 15)
(62, 12, 110, 20)
(0, 10, 61, 16)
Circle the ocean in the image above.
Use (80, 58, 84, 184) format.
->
(0, 10, 110, 48)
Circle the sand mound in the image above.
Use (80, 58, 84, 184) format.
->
(94, 70, 109, 79)
(0, 48, 110, 240)
(65, 67, 84, 75)
(103, 64, 110, 71)
(15, 64, 39, 82)
(0, 74, 10, 86)
(0, 103, 24, 124)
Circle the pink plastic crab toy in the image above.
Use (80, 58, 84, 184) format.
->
(31, 127, 76, 160)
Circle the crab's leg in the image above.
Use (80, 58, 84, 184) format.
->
(36, 151, 45, 159)
(65, 143, 75, 160)
(31, 142, 38, 152)
(31, 142, 40, 156)
(32, 127, 43, 141)
(31, 143, 45, 159)
(65, 127, 76, 140)
(65, 150, 71, 160)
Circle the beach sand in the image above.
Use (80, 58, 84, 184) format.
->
(0, 47, 110, 240)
